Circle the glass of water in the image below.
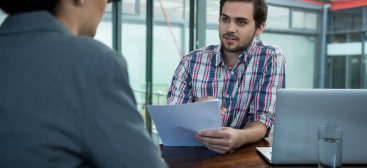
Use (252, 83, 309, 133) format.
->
(318, 125, 343, 168)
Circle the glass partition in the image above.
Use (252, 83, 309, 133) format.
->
(93, 0, 192, 144)
(206, 29, 220, 46)
(267, 5, 290, 29)
(121, 22, 147, 117)
(259, 33, 316, 89)
(327, 33, 364, 89)
(206, 0, 220, 23)
(122, 0, 138, 15)
(365, 32, 367, 89)
(329, 7, 363, 32)
(152, 0, 187, 144)
(292, 10, 317, 30)
(0, 9, 7, 26)
(94, 4, 113, 49)
(120, 1, 147, 121)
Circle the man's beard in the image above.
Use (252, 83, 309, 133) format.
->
(220, 31, 256, 53)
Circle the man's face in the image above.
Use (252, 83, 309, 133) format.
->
(219, 1, 258, 54)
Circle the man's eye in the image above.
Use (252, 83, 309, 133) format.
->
(238, 21, 246, 25)
(222, 18, 229, 22)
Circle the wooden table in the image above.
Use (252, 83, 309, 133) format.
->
(160, 137, 367, 168)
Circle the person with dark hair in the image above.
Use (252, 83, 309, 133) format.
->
(0, 0, 61, 15)
(167, 0, 286, 154)
(0, 0, 168, 168)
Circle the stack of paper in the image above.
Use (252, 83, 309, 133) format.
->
(147, 100, 221, 146)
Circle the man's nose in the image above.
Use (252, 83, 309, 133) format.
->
(227, 21, 236, 33)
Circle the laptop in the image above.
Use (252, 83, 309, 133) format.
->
(257, 89, 367, 164)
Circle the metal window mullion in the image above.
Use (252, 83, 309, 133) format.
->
(181, 23, 187, 55)
(145, 0, 153, 136)
(189, 0, 195, 52)
(362, 32, 366, 88)
(319, 4, 330, 88)
(112, 0, 122, 53)
(182, 0, 187, 55)
(196, 0, 206, 49)
(328, 56, 333, 88)
(315, 10, 323, 88)
(362, 7, 367, 88)
(346, 33, 350, 89)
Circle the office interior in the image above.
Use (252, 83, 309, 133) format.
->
(1, 0, 366, 144)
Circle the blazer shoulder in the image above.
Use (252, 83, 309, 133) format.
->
(51, 34, 124, 64)
(63, 35, 116, 57)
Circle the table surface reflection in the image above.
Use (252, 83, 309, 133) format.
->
(159, 136, 367, 168)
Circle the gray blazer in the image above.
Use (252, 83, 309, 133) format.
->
(0, 11, 167, 168)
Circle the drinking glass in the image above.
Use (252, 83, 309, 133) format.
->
(318, 125, 343, 168)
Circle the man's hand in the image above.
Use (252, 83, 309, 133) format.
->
(196, 96, 226, 119)
(195, 127, 242, 154)
(195, 122, 268, 154)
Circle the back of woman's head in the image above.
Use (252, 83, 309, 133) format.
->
(0, 0, 61, 15)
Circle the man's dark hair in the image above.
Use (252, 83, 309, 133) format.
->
(219, 0, 268, 29)
(0, 0, 61, 15)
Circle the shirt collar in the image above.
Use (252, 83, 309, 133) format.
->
(215, 40, 257, 67)
(0, 10, 73, 36)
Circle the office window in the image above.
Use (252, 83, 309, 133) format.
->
(122, 0, 138, 15)
(94, 4, 113, 49)
(332, 56, 346, 88)
(95, 22, 112, 49)
(152, 25, 182, 105)
(154, 0, 185, 20)
(207, 0, 220, 23)
(292, 11, 317, 30)
(119, 0, 188, 143)
(152, 0, 187, 103)
(206, 29, 220, 46)
(121, 22, 147, 119)
(331, 34, 347, 43)
(152, 0, 187, 144)
(329, 7, 363, 32)
(327, 33, 364, 89)
(95, 21, 112, 49)
(267, 6, 289, 29)
(331, 56, 361, 89)
(206, 0, 220, 47)
(349, 56, 361, 89)
(120, 2, 147, 120)
(365, 32, 367, 89)
(259, 33, 316, 89)
(0, 9, 7, 26)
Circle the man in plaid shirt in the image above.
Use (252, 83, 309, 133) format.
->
(167, 0, 286, 154)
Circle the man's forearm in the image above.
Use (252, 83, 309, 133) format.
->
(234, 122, 268, 147)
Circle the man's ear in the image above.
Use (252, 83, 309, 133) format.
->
(255, 23, 265, 36)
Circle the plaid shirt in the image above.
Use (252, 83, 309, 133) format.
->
(167, 40, 286, 137)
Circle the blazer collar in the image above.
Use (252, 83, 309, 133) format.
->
(0, 10, 73, 35)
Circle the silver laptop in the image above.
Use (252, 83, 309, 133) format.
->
(257, 89, 367, 164)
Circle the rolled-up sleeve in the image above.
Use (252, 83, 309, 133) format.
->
(246, 48, 286, 138)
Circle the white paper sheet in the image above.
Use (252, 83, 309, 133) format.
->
(147, 100, 221, 146)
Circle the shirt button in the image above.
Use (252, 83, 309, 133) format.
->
(226, 95, 229, 98)
(231, 72, 234, 75)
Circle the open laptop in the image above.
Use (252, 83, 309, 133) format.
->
(257, 89, 367, 164)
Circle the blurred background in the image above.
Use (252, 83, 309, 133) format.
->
(1, 0, 366, 143)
